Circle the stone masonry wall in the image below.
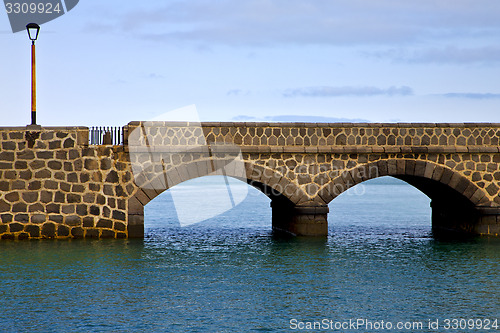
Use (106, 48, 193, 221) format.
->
(0, 127, 133, 240)
(1, 122, 499, 239)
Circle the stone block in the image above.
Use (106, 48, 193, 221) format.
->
(414, 161, 426, 177)
(17, 151, 35, 160)
(128, 214, 144, 226)
(14, 161, 28, 169)
(0, 181, 10, 191)
(67, 194, 81, 203)
(72, 185, 85, 193)
(68, 149, 80, 160)
(9, 223, 24, 232)
(41, 223, 56, 238)
(54, 172, 65, 180)
(83, 217, 94, 228)
(440, 169, 454, 184)
(2, 142, 16, 150)
(49, 215, 64, 223)
(101, 230, 115, 238)
(4, 171, 17, 180)
(12, 180, 26, 190)
(25, 225, 40, 237)
(22, 192, 38, 203)
(62, 205, 75, 214)
(96, 219, 113, 229)
(470, 189, 486, 204)
(48, 141, 61, 149)
(48, 160, 62, 170)
(89, 184, 101, 192)
(127, 224, 144, 238)
(114, 221, 126, 231)
(28, 203, 44, 212)
(65, 215, 81, 226)
(58, 225, 70, 237)
(76, 204, 88, 216)
(28, 181, 41, 190)
(448, 173, 462, 189)
(31, 214, 46, 224)
(431, 166, 445, 181)
(96, 194, 106, 205)
(0, 199, 11, 211)
(80, 173, 90, 183)
(1, 214, 13, 223)
(63, 138, 75, 148)
(100, 158, 112, 170)
(71, 227, 84, 238)
(29, 160, 45, 169)
(54, 191, 65, 203)
(12, 203, 27, 213)
(46, 204, 60, 214)
(44, 180, 58, 190)
(67, 172, 79, 183)
(115, 185, 126, 197)
(36, 151, 53, 159)
(112, 210, 126, 221)
(105, 170, 119, 183)
(0, 152, 15, 162)
(86, 229, 100, 238)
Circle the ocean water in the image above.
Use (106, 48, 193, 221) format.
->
(0, 176, 498, 332)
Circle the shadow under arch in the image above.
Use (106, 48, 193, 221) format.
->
(317, 159, 491, 235)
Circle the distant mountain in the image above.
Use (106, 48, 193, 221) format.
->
(233, 115, 370, 122)
(363, 177, 409, 185)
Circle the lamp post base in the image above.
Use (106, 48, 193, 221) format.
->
(26, 124, 42, 130)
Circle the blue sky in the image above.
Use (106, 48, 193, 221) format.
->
(1, 0, 500, 126)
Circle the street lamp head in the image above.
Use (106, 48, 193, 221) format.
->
(26, 23, 40, 42)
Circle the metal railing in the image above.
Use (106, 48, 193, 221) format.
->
(89, 126, 124, 145)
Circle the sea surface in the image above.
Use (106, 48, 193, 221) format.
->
(0, 176, 498, 332)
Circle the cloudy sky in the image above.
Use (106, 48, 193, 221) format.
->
(1, 0, 500, 126)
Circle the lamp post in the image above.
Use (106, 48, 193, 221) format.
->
(26, 23, 40, 126)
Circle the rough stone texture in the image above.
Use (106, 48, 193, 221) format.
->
(0, 122, 499, 239)
(0, 127, 131, 239)
(125, 122, 500, 237)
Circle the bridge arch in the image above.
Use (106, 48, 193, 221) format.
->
(316, 159, 491, 234)
(127, 160, 310, 236)
(131, 160, 306, 205)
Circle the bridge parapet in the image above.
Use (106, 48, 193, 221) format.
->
(125, 121, 500, 147)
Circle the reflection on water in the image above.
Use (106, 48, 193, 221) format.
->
(0, 178, 498, 332)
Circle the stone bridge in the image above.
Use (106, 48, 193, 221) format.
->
(0, 122, 499, 239)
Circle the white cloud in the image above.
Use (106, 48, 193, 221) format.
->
(441, 92, 500, 99)
(89, 0, 500, 48)
(368, 46, 500, 65)
(283, 86, 413, 98)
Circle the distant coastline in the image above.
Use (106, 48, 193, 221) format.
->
(176, 175, 409, 187)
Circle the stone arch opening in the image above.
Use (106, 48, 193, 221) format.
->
(317, 159, 489, 235)
(328, 176, 431, 229)
(142, 175, 277, 230)
(128, 161, 311, 236)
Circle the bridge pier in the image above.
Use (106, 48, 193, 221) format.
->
(476, 207, 500, 236)
(431, 200, 500, 236)
(271, 201, 329, 236)
(127, 196, 145, 238)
